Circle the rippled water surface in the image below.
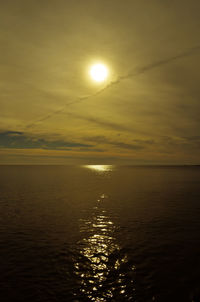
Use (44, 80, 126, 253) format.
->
(1, 165, 200, 301)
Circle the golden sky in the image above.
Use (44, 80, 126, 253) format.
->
(1, 0, 200, 164)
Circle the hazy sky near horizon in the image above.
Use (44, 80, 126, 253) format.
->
(1, 0, 200, 164)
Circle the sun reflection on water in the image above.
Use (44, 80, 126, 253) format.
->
(83, 165, 115, 173)
(74, 194, 136, 301)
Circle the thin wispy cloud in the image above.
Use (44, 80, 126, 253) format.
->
(25, 44, 200, 129)
(86, 135, 145, 151)
(1, 0, 200, 164)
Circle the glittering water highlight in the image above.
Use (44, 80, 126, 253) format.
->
(1, 165, 200, 301)
(74, 193, 136, 301)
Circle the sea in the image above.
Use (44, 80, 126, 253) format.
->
(0, 165, 200, 302)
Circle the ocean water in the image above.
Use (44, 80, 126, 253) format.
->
(0, 165, 200, 302)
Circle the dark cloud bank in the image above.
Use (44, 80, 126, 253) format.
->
(0, 131, 92, 150)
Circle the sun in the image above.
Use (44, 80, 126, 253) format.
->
(89, 63, 109, 83)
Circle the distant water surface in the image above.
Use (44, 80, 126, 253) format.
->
(0, 165, 200, 301)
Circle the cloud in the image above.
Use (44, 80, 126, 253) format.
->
(133, 138, 155, 145)
(87, 135, 145, 151)
(181, 136, 200, 148)
(25, 44, 200, 129)
(124, 44, 200, 81)
(111, 141, 144, 150)
(0, 131, 93, 150)
(0, 131, 147, 153)
(64, 112, 135, 133)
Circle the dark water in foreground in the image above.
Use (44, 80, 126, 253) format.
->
(1, 165, 200, 302)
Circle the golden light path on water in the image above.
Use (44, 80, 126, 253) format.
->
(74, 165, 136, 301)
(83, 165, 115, 173)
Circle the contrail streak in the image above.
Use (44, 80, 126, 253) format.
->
(26, 44, 200, 129)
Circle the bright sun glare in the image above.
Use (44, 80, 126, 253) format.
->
(89, 63, 109, 83)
